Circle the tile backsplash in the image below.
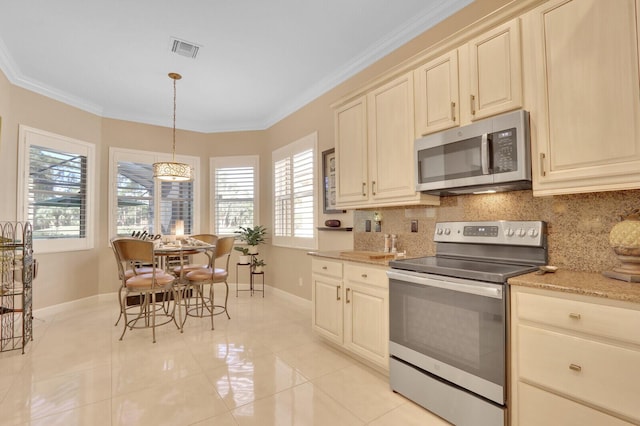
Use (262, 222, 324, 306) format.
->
(353, 189, 640, 273)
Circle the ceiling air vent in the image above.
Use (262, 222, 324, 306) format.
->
(170, 37, 200, 59)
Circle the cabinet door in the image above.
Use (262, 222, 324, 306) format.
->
(343, 281, 388, 369)
(414, 50, 460, 136)
(312, 273, 343, 345)
(524, 0, 640, 195)
(367, 72, 417, 201)
(467, 18, 523, 121)
(334, 96, 369, 206)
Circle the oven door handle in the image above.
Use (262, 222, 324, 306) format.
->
(387, 270, 503, 299)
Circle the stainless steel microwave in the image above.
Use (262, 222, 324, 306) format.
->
(415, 110, 531, 195)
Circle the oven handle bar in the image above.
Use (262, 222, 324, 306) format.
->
(387, 270, 503, 299)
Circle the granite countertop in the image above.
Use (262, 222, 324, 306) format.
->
(508, 269, 640, 304)
(307, 250, 398, 267)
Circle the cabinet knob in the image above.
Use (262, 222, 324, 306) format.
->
(322, 266, 327, 270)
(361, 274, 367, 278)
(569, 363, 582, 372)
(569, 312, 581, 320)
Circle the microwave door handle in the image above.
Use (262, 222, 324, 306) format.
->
(481, 133, 489, 175)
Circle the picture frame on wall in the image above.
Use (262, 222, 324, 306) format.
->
(322, 148, 345, 214)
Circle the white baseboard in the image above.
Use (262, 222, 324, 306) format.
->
(33, 286, 310, 317)
(33, 295, 102, 318)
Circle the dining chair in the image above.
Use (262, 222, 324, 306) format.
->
(111, 236, 165, 326)
(112, 238, 181, 343)
(183, 236, 235, 329)
(172, 234, 218, 277)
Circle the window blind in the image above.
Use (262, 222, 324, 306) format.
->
(160, 180, 194, 235)
(115, 161, 154, 236)
(114, 157, 195, 237)
(214, 166, 255, 234)
(28, 145, 87, 239)
(272, 132, 316, 249)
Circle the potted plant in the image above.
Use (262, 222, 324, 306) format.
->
(252, 257, 266, 273)
(234, 246, 251, 265)
(235, 225, 267, 254)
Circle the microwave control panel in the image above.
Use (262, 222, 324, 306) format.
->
(492, 128, 517, 173)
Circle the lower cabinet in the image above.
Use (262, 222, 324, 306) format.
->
(511, 286, 640, 425)
(311, 258, 389, 371)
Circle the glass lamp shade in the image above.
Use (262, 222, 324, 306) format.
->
(152, 161, 193, 182)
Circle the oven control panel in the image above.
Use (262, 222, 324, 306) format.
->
(434, 221, 546, 247)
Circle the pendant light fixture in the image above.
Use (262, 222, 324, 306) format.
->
(153, 72, 193, 182)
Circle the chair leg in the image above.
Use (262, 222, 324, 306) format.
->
(151, 291, 156, 343)
(119, 290, 128, 341)
(115, 284, 124, 326)
(208, 284, 215, 330)
(175, 286, 183, 333)
(224, 281, 231, 319)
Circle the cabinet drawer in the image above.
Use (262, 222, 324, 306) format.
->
(344, 263, 388, 289)
(516, 291, 640, 345)
(312, 258, 343, 278)
(517, 382, 633, 426)
(518, 324, 640, 422)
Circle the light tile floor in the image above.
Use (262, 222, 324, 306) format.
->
(0, 290, 451, 425)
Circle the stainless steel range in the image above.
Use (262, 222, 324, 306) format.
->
(387, 220, 547, 426)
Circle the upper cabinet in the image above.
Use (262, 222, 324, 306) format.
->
(334, 72, 439, 209)
(467, 18, 523, 122)
(334, 96, 369, 206)
(524, 0, 640, 196)
(414, 18, 523, 137)
(414, 50, 460, 135)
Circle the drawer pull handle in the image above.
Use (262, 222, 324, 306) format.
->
(362, 182, 367, 197)
(569, 313, 581, 320)
(470, 94, 476, 116)
(336, 285, 341, 301)
(361, 274, 367, 278)
(346, 288, 351, 304)
(450, 101, 456, 121)
(569, 364, 582, 372)
(322, 266, 327, 270)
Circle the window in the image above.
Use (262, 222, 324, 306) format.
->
(210, 156, 259, 235)
(272, 132, 317, 249)
(109, 148, 199, 238)
(17, 125, 96, 253)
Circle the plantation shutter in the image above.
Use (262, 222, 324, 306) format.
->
(213, 163, 256, 234)
(272, 132, 316, 249)
(28, 145, 88, 239)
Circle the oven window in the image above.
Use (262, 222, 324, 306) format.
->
(417, 136, 484, 183)
(389, 278, 505, 386)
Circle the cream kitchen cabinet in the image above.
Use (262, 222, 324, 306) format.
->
(333, 72, 439, 209)
(343, 263, 389, 370)
(311, 257, 389, 371)
(523, 0, 640, 196)
(511, 286, 640, 425)
(414, 18, 523, 137)
(311, 258, 343, 345)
